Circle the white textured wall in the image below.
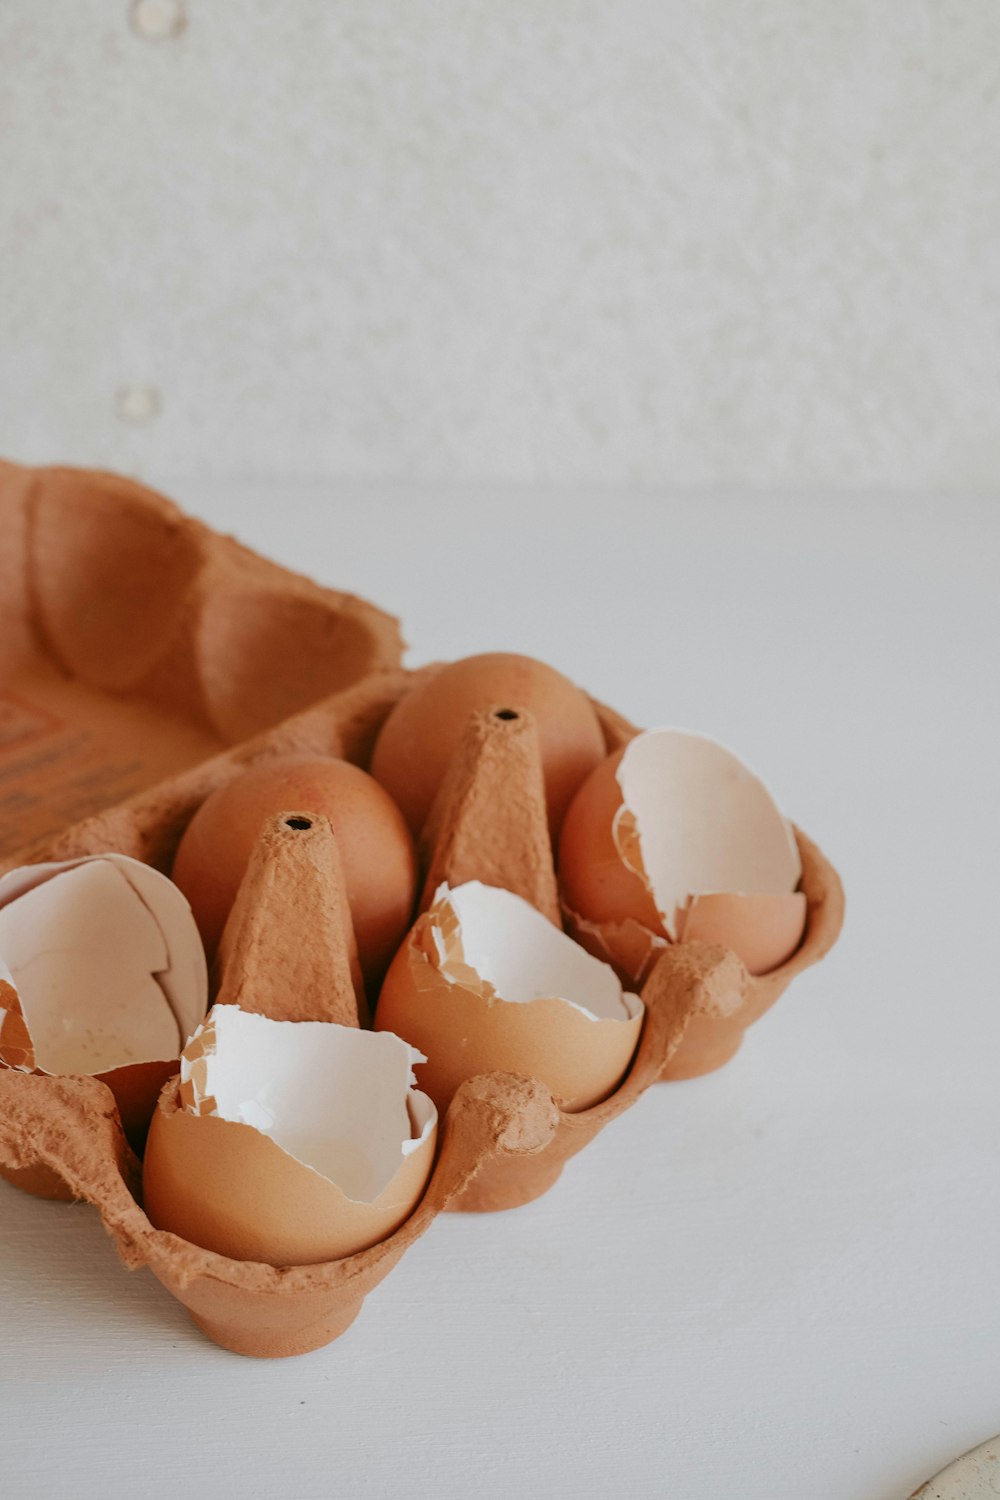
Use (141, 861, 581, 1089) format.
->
(1, 0, 999, 490)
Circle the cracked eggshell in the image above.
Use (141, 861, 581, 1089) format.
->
(677, 892, 808, 976)
(370, 653, 606, 838)
(171, 754, 417, 987)
(375, 881, 643, 1113)
(143, 1006, 437, 1266)
(558, 729, 806, 981)
(0, 854, 208, 1140)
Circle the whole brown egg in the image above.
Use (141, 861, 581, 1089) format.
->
(172, 755, 416, 986)
(370, 653, 605, 839)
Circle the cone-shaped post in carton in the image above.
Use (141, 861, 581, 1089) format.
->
(419, 706, 560, 925)
(214, 813, 365, 1028)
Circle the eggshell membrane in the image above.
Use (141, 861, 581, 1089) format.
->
(617, 730, 802, 931)
(370, 653, 606, 839)
(213, 812, 365, 1028)
(0, 854, 208, 1140)
(559, 730, 805, 979)
(171, 754, 417, 985)
(143, 1006, 436, 1266)
(0, 862, 180, 1073)
(376, 882, 643, 1114)
(0, 854, 207, 1057)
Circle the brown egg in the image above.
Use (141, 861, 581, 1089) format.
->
(172, 755, 416, 984)
(0, 853, 207, 1143)
(370, 653, 605, 838)
(375, 882, 643, 1114)
(143, 1006, 437, 1266)
(559, 729, 806, 980)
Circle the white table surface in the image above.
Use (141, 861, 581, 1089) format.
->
(2, 481, 997, 1500)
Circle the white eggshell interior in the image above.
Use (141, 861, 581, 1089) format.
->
(615, 728, 802, 939)
(432, 881, 641, 1023)
(102, 855, 208, 1040)
(0, 852, 208, 1043)
(0, 860, 182, 1074)
(182, 1006, 435, 1203)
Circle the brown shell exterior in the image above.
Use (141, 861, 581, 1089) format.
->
(375, 913, 643, 1114)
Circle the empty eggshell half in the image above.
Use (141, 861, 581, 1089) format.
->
(0, 854, 208, 1138)
(559, 729, 807, 980)
(143, 1005, 437, 1266)
(375, 881, 643, 1113)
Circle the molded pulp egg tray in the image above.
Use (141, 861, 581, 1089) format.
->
(0, 461, 844, 1358)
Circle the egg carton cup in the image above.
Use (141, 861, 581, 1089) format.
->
(0, 463, 844, 1357)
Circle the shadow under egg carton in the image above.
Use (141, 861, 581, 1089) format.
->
(0, 461, 845, 1357)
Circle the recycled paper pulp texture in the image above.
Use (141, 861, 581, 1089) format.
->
(0, 862, 181, 1074)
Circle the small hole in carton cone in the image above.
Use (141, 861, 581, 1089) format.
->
(284, 817, 313, 830)
(494, 708, 519, 721)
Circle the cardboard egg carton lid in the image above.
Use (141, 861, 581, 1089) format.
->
(0, 460, 403, 861)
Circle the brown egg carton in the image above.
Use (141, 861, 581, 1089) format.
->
(0, 685, 844, 1355)
(0, 463, 845, 1358)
